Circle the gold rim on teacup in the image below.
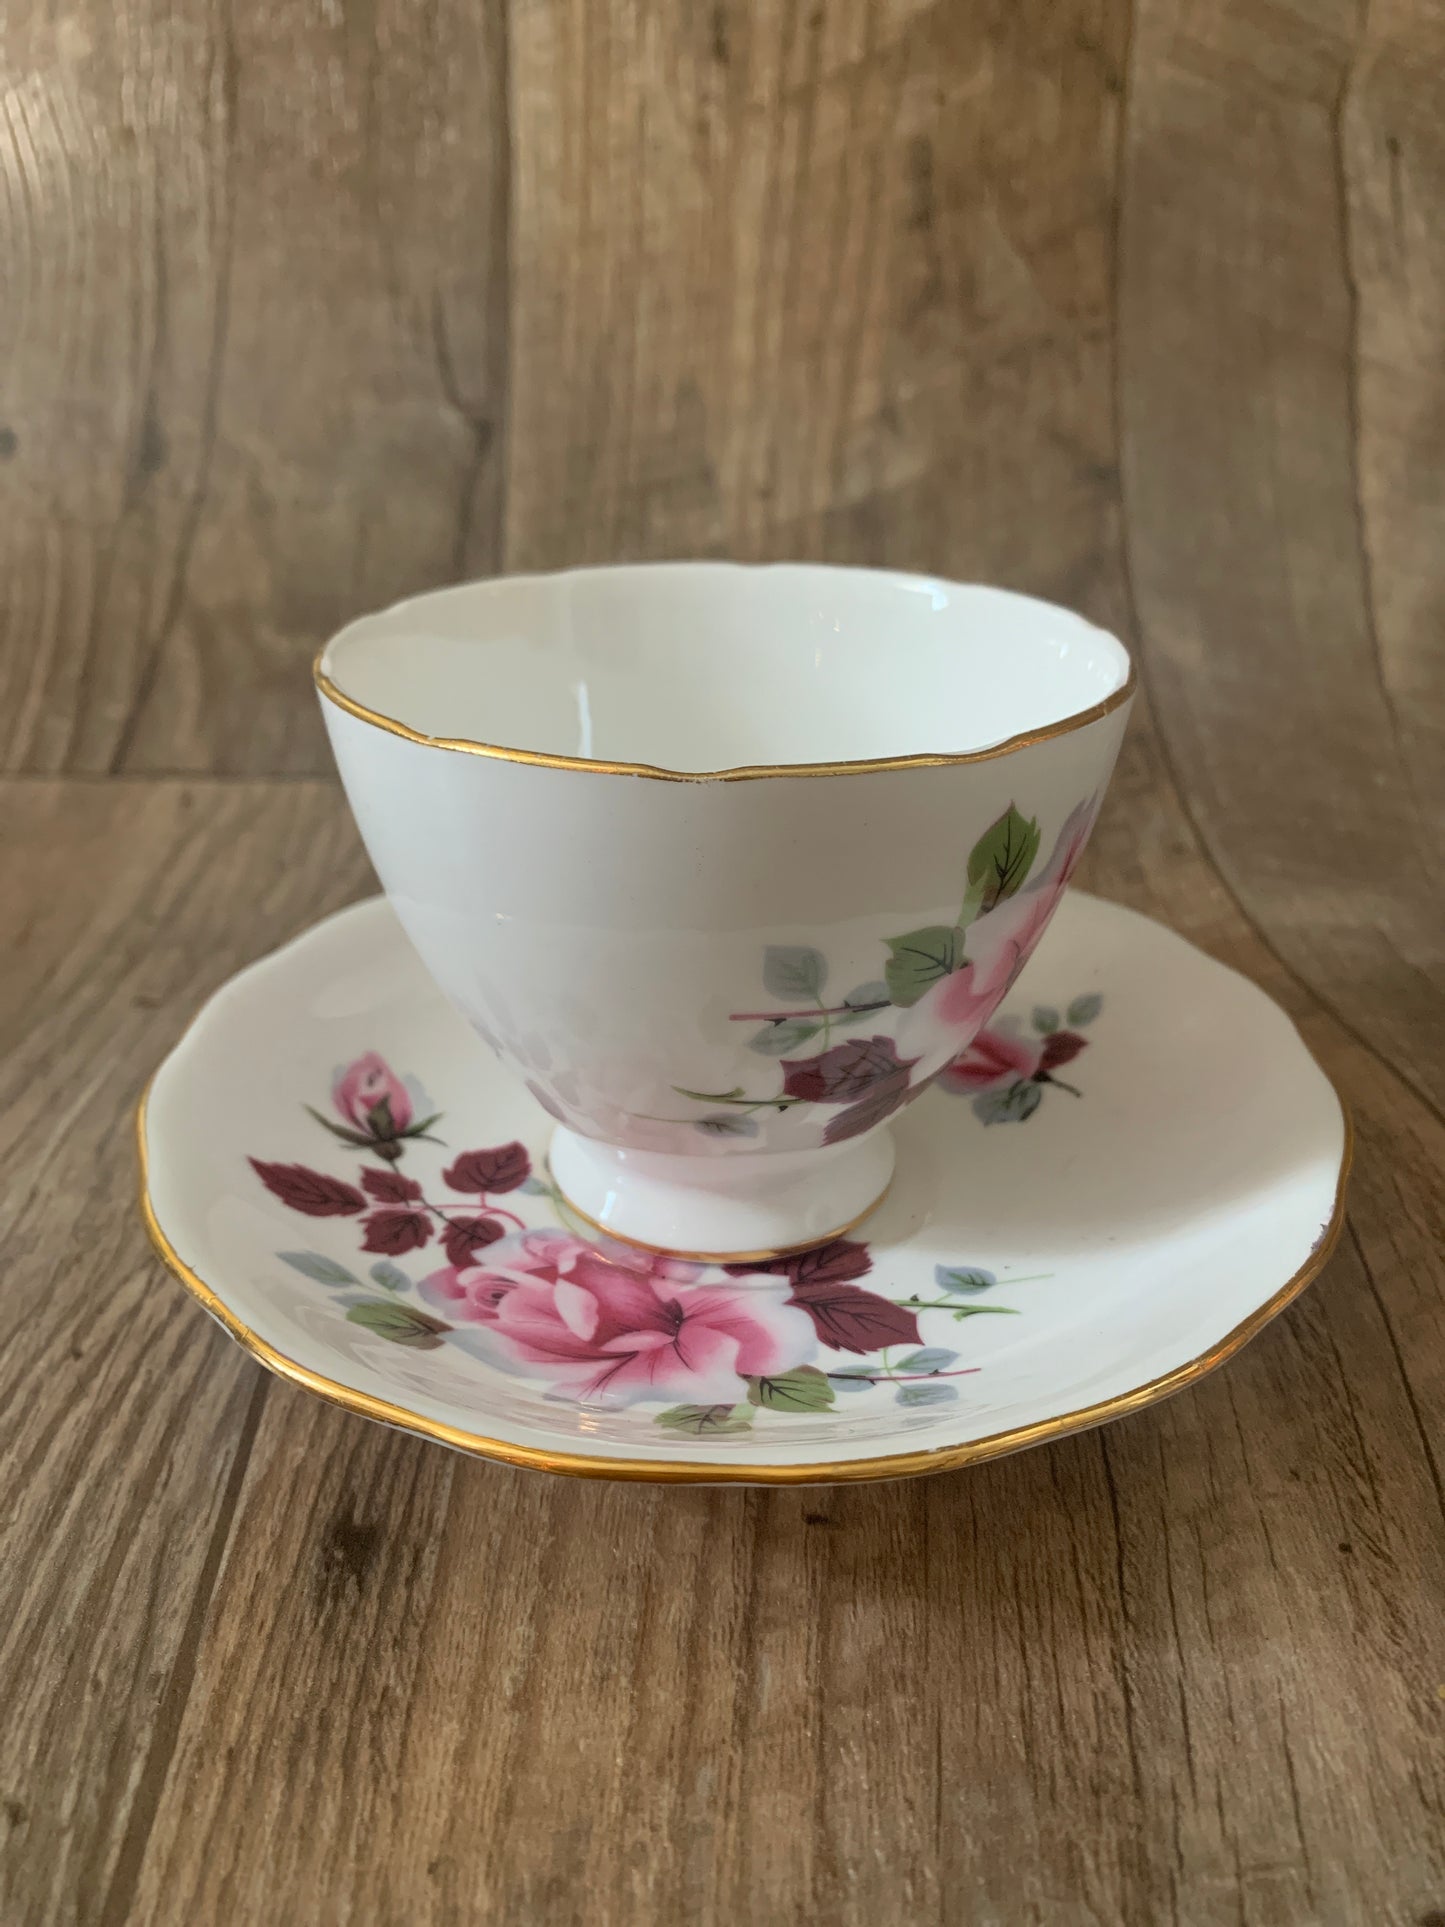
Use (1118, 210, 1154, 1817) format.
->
(313, 653, 1137, 783)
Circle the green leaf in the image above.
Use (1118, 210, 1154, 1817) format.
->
(934, 1264, 998, 1296)
(1067, 993, 1103, 1027)
(345, 1300, 451, 1349)
(883, 925, 965, 1008)
(894, 1347, 959, 1374)
(1031, 1005, 1061, 1035)
(957, 872, 990, 930)
(749, 1017, 822, 1056)
(966, 804, 1041, 913)
(369, 1260, 410, 1294)
(278, 1250, 359, 1287)
(401, 1112, 444, 1138)
(303, 1105, 374, 1148)
(746, 1365, 837, 1413)
(655, 1403, 754, 1436)
(762, 945, 827, 1002)
(972, 1079, 1044, 1126)
(896, 1381, 959, 1408)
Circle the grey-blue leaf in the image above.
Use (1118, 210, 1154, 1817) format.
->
(695, 1112, 760, 1139)
(1067, 992, 1103, 1027)
(934, 1264, 997, 1295)
(369, 1260, 410, 1294)
(896, 1381, 959, 1408)
(521, 1175, 552, 1195)
(894, 1347, 959, 1374)
(828, 1372, 876, 1393)
(762, 945, 827, 1002)
(749, 1017, 821, 1056)
(844, 981, 890, 1010)
(972, 1079, 1044, 1126)
(1031, 1005, 1061, 1035)
(278, 1250, 358, 1287)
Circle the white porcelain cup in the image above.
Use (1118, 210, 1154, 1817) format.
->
(317, 563, 1134, 1260)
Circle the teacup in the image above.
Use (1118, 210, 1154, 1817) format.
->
(317, 563, 1133, 1260)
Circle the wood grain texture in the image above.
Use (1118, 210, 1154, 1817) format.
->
(504, 0, 1127, 598)
(1, 0, 1442, 1921)
(0, 0, 507, 774)
(0, 780, 373, 1925)
(1119, 0, 1445, 1110)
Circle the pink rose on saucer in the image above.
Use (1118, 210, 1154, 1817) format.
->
(940, 1023, 1086, 1095)
(333, 1052, 413, 1137)
(419, 1228, 816, 1406)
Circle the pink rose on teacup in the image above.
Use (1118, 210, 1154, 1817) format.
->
(420, 1227, 816, 1407)
(897, 797, 1099, 1067)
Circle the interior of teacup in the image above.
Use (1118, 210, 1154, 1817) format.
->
(319, 563, 1131, 773)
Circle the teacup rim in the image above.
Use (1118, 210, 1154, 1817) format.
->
(314, 561, 1136, 782)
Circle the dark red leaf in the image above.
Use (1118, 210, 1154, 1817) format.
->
(1039, 1030, 1088, 1073)
(361, 1166, 424, 1203)
(361, 1209, 432, 1255)
(790, 1238, 873, 1286)
(724, 1236, 873, 1284)
(781, 1035, 916, 1104)
(443, 1216, 506, 1267)
(249, 1159, 365, 1217)
(787, 1280, 921, 1354)
(821, 1070, 913, 1145)
(443, 1141, 532, 1194)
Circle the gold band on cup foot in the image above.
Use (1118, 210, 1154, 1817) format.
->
(551, 1176, 894, 1267)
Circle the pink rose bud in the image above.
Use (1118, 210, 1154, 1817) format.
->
(333, 1053, 414, 1137)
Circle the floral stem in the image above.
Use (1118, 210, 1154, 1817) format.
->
(672, 1086, 809, 1113)
(900, 1300, 1021, 1313)
(1040, 1075, 1083, 1097)
(422, 1197, 526, 1233)
(727, 1000, 890, 1022)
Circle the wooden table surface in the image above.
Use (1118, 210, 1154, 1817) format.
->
(3, 4, 1443, 1922)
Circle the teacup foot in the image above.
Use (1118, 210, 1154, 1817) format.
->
(548, 1127, 895, 1263)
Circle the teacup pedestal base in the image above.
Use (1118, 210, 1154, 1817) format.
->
(548, 1127, 895, 1263)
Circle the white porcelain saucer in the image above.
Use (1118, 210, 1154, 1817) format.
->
(138, 894, 1349, 1485)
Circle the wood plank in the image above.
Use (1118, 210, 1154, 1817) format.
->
(1118, 0, 1445, 1112)
(0, 777, 372, 1925)
(1342, 0, 1445, 840)
(0, 0, 507, 775)
(503, 0, 1127, 604)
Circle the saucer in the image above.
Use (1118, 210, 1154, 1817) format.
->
(138, 894, 1349, 1485)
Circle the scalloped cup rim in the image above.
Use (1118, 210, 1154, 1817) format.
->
(314, 562, 1136, 781)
